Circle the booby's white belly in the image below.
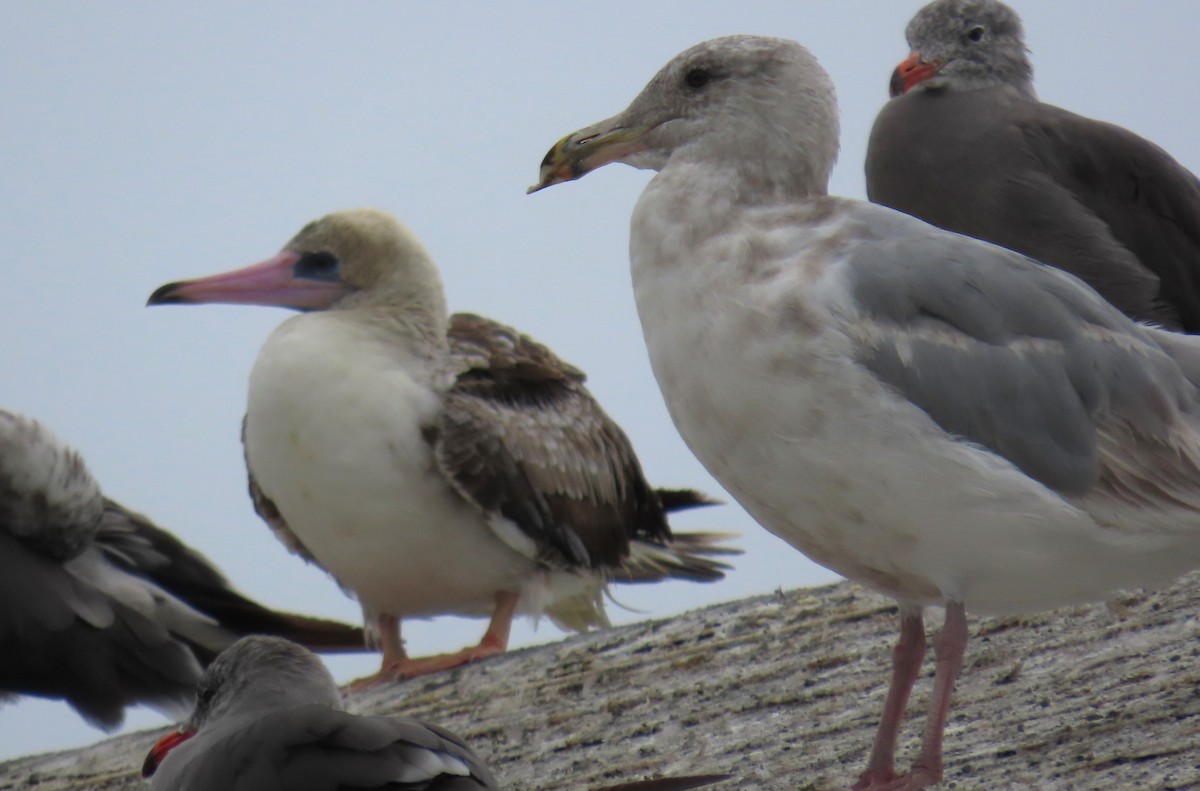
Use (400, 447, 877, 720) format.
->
(631, 199, 1200, 614)
(244, 314, 537, 619)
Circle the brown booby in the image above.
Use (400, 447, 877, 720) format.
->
(148, 209, 734, 682)
(0, 409, 365, 730)
(530, 33, 1200, 791)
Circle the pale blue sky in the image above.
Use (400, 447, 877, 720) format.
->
(2, 0, 1198, 764)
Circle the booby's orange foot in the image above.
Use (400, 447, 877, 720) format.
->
(387, 641, 507, 679)
(346, 592, 517, 689)
(343, 669, 394, 693)
(344, 641, 507, 690)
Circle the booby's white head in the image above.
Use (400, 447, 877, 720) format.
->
(148, 208, 446, 319)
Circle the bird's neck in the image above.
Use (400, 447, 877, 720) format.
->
(920, 74, 1037, 102)
(657, 156, 829, 212)
(329, 284, 450, 354)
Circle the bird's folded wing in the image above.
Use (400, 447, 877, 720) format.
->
(158, 706, 496, 790)
(432, 312, 672, 570)
(0, 532, 202, 729)
(1018, 106, 1200, 324)
(97, 500, 365, 652)
(841, 218, 1200, 499)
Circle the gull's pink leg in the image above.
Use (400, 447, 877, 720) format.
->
(856, 601, 969, 791)
(853, 608, 927, 790)
(905, 600, 968, 788)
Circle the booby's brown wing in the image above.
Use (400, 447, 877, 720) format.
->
(432, 313, 698, 571)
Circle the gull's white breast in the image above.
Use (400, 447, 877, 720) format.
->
(631, 181, 1200, 613)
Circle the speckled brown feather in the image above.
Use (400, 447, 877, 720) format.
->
(241, 318, 732, 587)
(433, 313, 728, 578)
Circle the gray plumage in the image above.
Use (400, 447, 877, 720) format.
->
(842, 221, 1199, 497)
(866, 0, 1200, 330)
(145, 636, 496, 790)
(0, 410, 364, 730)
(145, 636, 728, 791)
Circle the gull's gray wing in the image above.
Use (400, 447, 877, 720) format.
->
(841, 216, 1200, 500)
(152, 705, 496, 791)
(0, 495, 364, 731)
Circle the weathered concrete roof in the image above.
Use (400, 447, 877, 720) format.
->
(3, 571, 1200, 790)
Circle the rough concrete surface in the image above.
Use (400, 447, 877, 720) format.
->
(2, 572, 1200, 790)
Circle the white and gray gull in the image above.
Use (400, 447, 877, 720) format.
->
(142, 636, 729, 790)
(0, 409, 364, 730)
(147, 209, 735, 683)
(530, 34, 1200, 790)
(866, 0, 1200, 331)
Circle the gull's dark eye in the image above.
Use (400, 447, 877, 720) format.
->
(685, 67, 711, 90)
(966, 25, 985, 42)
(294, 251, 341, 281)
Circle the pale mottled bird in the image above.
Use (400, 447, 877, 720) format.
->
(531, 34, 1200, 790)
(148, 210, 734, 683)
(867, 0, 1200, 331)
(0, 409, 364, 730)
(143, 636, 728, 790)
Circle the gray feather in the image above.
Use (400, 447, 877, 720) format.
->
(844, 221, 1200, 495)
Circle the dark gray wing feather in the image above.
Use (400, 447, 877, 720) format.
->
(155, 706, 496, 790)
(0, 410, 364, 731)
(845, 225, 1200, 496)
(0, 531, 202, 729)
(866, 89, 1200, 330)
(1017, 105, 1200, 330)
(98, 500, 365, 653)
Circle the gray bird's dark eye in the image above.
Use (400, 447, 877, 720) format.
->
(685, 67, 711, 89)
(966, 25, 985, 42)
(196, 684, 215, 709)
